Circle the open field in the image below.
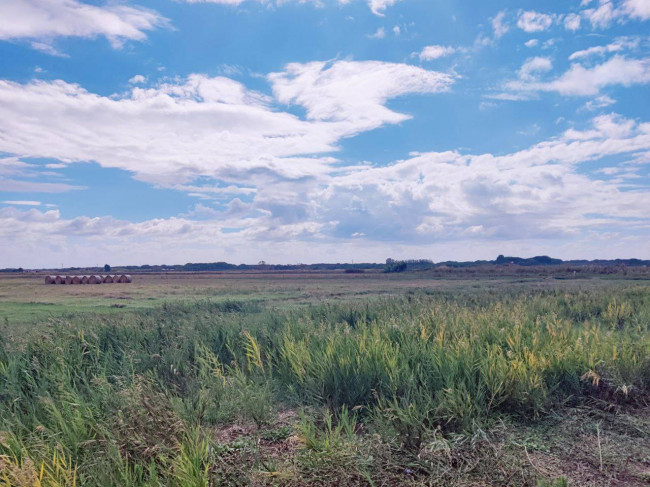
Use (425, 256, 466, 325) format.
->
(1, 270, 647, 331)
(1, 272, 650, 486)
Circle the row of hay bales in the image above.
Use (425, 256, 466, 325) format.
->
(44, 274, 132, 285)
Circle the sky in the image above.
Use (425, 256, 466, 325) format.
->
(0, 0, 649, 268)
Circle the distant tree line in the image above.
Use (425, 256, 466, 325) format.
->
(13, 255, 650, 273)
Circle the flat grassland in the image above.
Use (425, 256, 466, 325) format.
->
(0, 271, 649, 486)
(0, 271, 640, 330)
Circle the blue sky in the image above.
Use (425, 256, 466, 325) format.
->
(0, 0, 649, 267)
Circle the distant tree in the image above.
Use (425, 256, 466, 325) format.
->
(104, 264, 111, 272)
(258, 261, 266, 266)
(384, 260, 407, 273)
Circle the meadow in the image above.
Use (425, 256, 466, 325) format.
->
(0, 272, 649, 486)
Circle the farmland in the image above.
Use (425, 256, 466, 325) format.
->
(1, 271, 649, 486)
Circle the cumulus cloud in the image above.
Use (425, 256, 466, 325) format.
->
(129, 74, 147, 84)
(2, 113, 649, 266)
(517, 11, 554, 32)
(418, 45, 456, 61)
(623, 0, 650, 19)
(582, 1, 619, 28)
(506, 55, 650, 96)
(0, 0, 167, 49)
(0, 62, 454, 190)
(269, 60, 454, 131)
(581, 0, 650, 28)
(564, 13, 582, 30)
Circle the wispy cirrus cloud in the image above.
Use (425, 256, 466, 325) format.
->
(568, 36, 640, 60)
(2, 200, 41, 206)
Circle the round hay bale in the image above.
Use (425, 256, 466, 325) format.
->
(44, 275, 56, 284)
(54, 276, 64, 284)
(72, 276, 82, 284)
(81, 276, 89, 284)
(65, 276, 74, 285)
(103, 275, 113, 283)
(89, 275, 103, 284)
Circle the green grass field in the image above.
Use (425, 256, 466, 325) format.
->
(1, 272, 649, 486)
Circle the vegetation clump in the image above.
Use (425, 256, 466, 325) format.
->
(0, 286, 649, 485)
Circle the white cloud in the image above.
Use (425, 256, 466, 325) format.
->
(0, 179, 84, 193)
(0, 156, 85, 193)
(367, 27, 386, 39)
(29, 41, 69, 57)
(564, 13, 582, 30)
(0, 62, 454, 189)
(579, 0, 650, 27)
(0, 0, 167, 49)
(269, 60, 454, 130)
(568, 36, 640, 60)
(479, 101, 497, 110)
(129, 75, 147, 84)
(485, 92, 535, 102)
(507, 55, 650, 96)
(525, 39, 539, 48)
(418, 45, 456, 61)
(582, 0, 619, 28)
(541, 38, 558, 50)
(519, 57, 553, 80)
(392, 25, 401, 36)
(367, 0, 401, 16)
(517, 11, 554, 32)
(623, 0, 650, 19)
(184, 0, 402, 16)
(492, 10, 509, 38)
(2, 200, 41, 206)
(185, 0, 248, 4)
(582, 94, 616, 110)
(2, 113, 649, 267)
